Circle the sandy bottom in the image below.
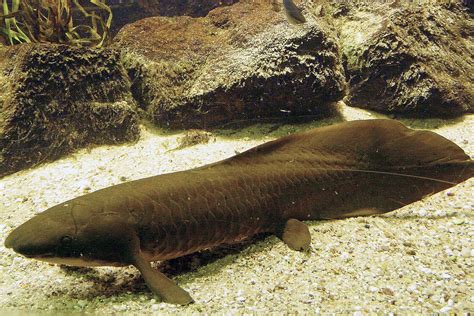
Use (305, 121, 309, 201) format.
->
(0, 105, 472, 313)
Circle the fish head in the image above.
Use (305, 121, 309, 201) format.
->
(5, 199, 135, 267)
(5, 201, 79, 261)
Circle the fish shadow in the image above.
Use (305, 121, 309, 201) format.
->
(391, 115, 466, 129)
(212, 105, 343, 139)
(385, 211, 473, 221)
(157, 233, 273, 278)
(53, 210, 470, 301)
(56, 233, 274, 301)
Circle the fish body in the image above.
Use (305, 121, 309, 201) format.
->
(283, 0, 307, 24)
(5, 120, 473, 304)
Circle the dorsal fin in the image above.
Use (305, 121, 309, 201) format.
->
(211, 119, 471, 170)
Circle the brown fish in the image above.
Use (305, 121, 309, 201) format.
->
(4, 120, 473, 304)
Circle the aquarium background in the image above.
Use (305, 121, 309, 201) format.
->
(0, 0, 472, 313)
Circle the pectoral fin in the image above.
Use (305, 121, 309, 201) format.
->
(133, 253, 194, 305)
(276, 218, 311, 251)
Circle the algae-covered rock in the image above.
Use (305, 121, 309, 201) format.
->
(114, 0, 345, 128)
(110, 0, 239, 35)
(137, 0, 239, 17)
(336, 1, 473, 116)
(0, 44, 140, 177)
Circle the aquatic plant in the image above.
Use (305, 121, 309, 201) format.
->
(0, 0, 112, 47)
(1, 0, 30, 44)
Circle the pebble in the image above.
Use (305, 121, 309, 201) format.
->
(439, 306, 451, 313)
(76, 179, 90, 191)
(444, 247, 454, 256)
(460, 247, 471, 258)
(418, 209, 428, 217)
(77, 300, 87, 308)
(452, 218, 464, 225)
(13, 257, 23, 265)
(408, 284, 418, 292)
(340, 252, 350, 261)
(419, 266, 434, 274)
(237, 296, 246, 303)
(378, 244, 390, 252)
(380, 288, 394, 296)
(113, 305, 127, 311)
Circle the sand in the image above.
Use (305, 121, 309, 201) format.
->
(0, 104, 472, 313)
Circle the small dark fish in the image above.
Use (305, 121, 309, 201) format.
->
(283, 0, 307, 24)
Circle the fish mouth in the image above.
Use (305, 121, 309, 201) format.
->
(21, 252, 89, 263)
(10, 248, 121, 267)
(13, 249, 57, 259)
(4, 232, 15, 249)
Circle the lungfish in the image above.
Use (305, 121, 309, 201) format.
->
(5, 120, 473, 304)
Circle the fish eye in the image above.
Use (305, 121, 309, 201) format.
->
(60, 236, 73, 245)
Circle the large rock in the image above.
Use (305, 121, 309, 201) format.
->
(0, 44, 140, 177)
(336, 1, 473, 116)
(110, 0, 239, 35)
(114, 0, 346, 128)
(136, 0, 239, 17)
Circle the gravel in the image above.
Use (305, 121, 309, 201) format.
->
(0, 105, 472, 313)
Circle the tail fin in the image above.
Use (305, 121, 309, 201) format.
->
(305, 120, 473, 218)
(220, 119, 473, 218)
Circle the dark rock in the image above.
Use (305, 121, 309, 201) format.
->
(110, 0, 239, 36)
(114, 0, 346, 129)
(137, 0, 239, 17)
(337, 2, 473, 116)
(0, 44, 140, 178)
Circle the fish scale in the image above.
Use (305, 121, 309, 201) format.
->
(4, 119, 473, 304)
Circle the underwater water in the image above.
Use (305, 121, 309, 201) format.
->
(0, 0, 473, 313)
